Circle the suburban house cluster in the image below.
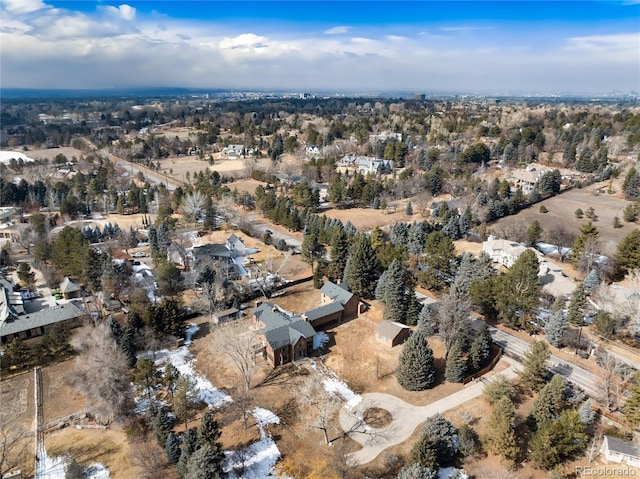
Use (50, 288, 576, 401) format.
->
(253, 281, 361, 367)
(336, 155, 394, 176)
(482, 236, 576, 298)
(0, 275, 86, 345)
(168, 233, 249, 279)
(504, 162, 581, 195)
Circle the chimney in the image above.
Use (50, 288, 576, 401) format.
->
(272, 305, 278, 312)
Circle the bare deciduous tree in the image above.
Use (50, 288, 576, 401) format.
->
(544, 225, 575, 263)
(0, 421, 27, 477)
(212, 319, 258, 391)
(69, 322, 133, 422)
(296, 379, 341, 445)
(129, 435, 169, 479)
(181, 190, 206, 222)
(595, 352, 633, 412)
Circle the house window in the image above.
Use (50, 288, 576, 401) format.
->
(25, 329, 31, 338)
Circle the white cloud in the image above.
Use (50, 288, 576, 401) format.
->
(324, 25, 349, 35)
(219, 33, 269, 50)
(0, 1, 638, 94)
(2, 0, 47, 14)
(565, 32, 640, 53)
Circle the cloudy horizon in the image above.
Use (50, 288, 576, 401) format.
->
(1, 0, 639, 95)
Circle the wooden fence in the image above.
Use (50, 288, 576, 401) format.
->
(462, 345, 503, 385)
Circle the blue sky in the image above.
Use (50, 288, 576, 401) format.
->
(1, 1, 639, 94)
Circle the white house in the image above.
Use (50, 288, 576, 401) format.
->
(305, 145, 321, 159)
(222, 144, 245, 158)
(601, 435, 640, 467)
(482, 237, 530, 268)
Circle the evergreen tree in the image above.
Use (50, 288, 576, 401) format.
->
(485, 396, 519, 464)
(203, 195, 217, 230)
(469, 324, 492, 372)
(396, 329, 435, 391)
(520, 340, 550, 392)
(397, 463, 438, 479)
(197, 411, 223, 450)
(614, 229, 640, 279)
(527, 220, 543, 247)
(484, 375, 516, 405)
(569, 222, 599, 267)
(530, 409, 587, 470)
(417, 306, 437, 336)
(405, 201, 414, 216)
(408, 434, 439, 470)
(567, 283, 587, 326)
(623, 373, 640, 429)
(343, 234, 378, 298)
(166, 432, 181, 464)
(382, 259, 408, 323)
(436, 281, 471, 357)
(184, 445, 225, 479)
(530, 374, 566, 425)
(327, 227, 349, 283)
(420, 413, 459, 464)
(374, 270, 388, 300)
(151, 406, 174, 447)
(544, 310, 568, 347)
(405, 284, 421, 326)
(445, 341, 467, 383)
(495, 249, 540, 329)
(178, 428, 198, 478)
(578, 399, 596, 426)
(583, 269, 600, 293)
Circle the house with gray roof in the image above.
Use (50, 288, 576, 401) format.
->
(601, 435, 640, 467)
(1, 299, 85, 345)
(376, 320, 412, 347)
(254, 281, 361, 367)
(254, 302, 316, 367)
(59, 277, 82, 299)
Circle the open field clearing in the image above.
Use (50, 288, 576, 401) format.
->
(23, 146, 86, 161)
(489, 180, 637, 254)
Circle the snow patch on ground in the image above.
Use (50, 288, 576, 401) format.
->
(252, 407, 281, 429)
(312, 331, 330, 350)
(438, 466, 468, 479)
(85, 463, 110, 479)
(225, 408, 281, 479)
(35, 452, 110, 479)
(225, 437, 281, 479)
(322, 376, 362, 410)
(536, 242, 571, 256)
(141, 323, 232, 409)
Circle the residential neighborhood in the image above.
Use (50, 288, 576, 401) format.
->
(1, 85, 640, 479)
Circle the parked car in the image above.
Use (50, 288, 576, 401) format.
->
(132, 251, 146, 258)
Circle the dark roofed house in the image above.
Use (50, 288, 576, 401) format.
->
(226, 234, 246, 257)
(301, 301, 344, 328)
(319, 281, 361, 318)
(254, 302, 316, 367)
(211, 307, 241, 325)
(376, 320, 412, 347)
(59, 277, 81, 299)
(601, 435, 640, 467)
(0, 301, 85, 344)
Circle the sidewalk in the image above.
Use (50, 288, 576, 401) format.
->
(339, 359, 518, 465)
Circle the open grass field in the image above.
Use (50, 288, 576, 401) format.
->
(489, 180, 637, 256)
(22, 146, 86, 161)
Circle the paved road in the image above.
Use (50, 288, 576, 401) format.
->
(489, 327, 599, 397)
(114, 157, 180, 191)
(414, 290, 601, 398)
(339, 361, 518, 465)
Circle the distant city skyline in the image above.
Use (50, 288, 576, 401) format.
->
(1, 1, 639, 95)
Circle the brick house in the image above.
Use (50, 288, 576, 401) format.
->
(254, 281, 361, 367)
(254, 302, 316, 367)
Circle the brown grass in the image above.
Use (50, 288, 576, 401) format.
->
(46, 427, 144, 478)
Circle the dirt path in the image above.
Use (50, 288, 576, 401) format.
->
(339, 359, 518, 465)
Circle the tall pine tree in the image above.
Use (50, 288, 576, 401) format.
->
(396, 329, 436, 391)
(343, 234, 378, 298)
(327, 226, 349, 283)
(445, 340, 467, 383)
(382, 259, 408, 323)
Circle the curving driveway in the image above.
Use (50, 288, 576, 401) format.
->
(339, 360, 518, 465)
